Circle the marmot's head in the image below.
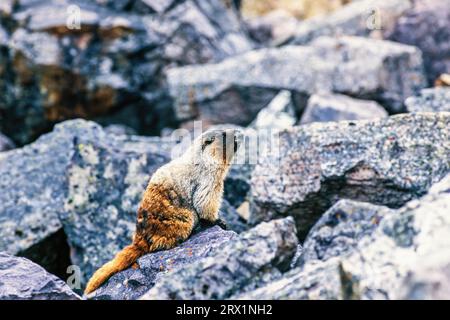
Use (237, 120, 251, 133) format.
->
(193, 129, 242, 170)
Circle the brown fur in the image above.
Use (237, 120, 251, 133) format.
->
(84, 129, 240, 295)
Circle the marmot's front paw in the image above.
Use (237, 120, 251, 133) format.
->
(215, 218, 228, 230)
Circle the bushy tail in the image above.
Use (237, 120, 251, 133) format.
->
(84, 243, 144, 295)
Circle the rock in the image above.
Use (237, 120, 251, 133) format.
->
(89, 226, 236, 300)
(0, 119, 173, 282)
(236, 258, 343, 300)
(298, 200, 394, 266)
(287, 0, 412, 46)
(251, 90, 297, 130)
(244, 9, 298, 45)
(141, 217, 298, 300)
(387, 0, 450, 84)
(103, 124, 137, 136)
(167, 36, 426, 120)
(0, 0, 253, 145)
(0, 120, 103, 278)
(405, 88, 450, 113)
(300, 92, 388, 124)
(0, 132, 15, 151)
(219, 199, 249, 233)
(250, 112, 450, 239)
(0, 252, 80, 300)
(239, 173, 450, 300)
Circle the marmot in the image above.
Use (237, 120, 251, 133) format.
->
(84, 128, 242, 294)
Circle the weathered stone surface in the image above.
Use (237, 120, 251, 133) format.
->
(167, 35, 426, 120)
(89, 226, 236, 300)
(387, 0, 450, 84)
(405, 88, 450, 113)
(0, 252, 80, 300)
(0, 0, 252, 145)
(251, 90, 297, 130)
(141, 217, 298, 300)
(235, 258, 342, 300)
(0, 132, 15, 151)
(287, 0, 411, 46)
(300, 92, 388, 124)
(250, 113, 450, 239)
(219, 199, 249, 233)
(298, 200, 394, 266)
(0, 120, 102, 277)
(240, 174, 450, 300)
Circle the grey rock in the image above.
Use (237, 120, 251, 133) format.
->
(0, 252, 80, 300)
(90, 226, 237, 300)
(387, 0, 450, 84)
(141, 217, 298, 300)
(167, 35, 426, 120)
(240, 173, 450, 300)
(405, 87, 450, 113)
(0, 0, 252, 145)
(250, 112, 450, 239)
(0, 120, 103, 277)
(300, 92, 388, 124)
(287, 0, 411, 46)
(299, 200, 394, 265)
(0, 132, 15, 151)
(251, 90, 297, 130)
(219, 199, 249, 233)
(103, 124, 138, 136)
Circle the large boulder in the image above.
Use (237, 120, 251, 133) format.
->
(405, 87, 450, 113)
(250, 112, 450, 239)
(300, 92, 388, 124)
(239, 173, 450, 300)
(141, 217, 298, 300)
(298, 200, 395, 266)
(167, 35, 426, 121)
(0, 120, 103, 278)
(387, 0, 450, 84)
(89, 226, 236, 300)
(0, 252, 80, 300)
(0, 0, 252, 145)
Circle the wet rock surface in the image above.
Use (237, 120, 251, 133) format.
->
(250, 112, 450, 239)
(0, 252, 80, 300)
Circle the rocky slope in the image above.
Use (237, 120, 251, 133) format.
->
(0, 0, 449, 300)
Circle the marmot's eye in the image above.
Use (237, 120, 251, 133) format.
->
(204, 137, 215, 146)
